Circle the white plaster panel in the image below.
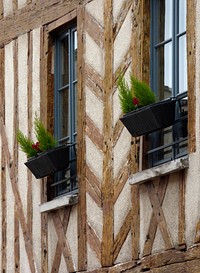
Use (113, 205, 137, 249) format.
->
(86, 0, 104, 27)
(6, 168, 15, 273)
(185, 153, 200, 246)
(86, 135, 103, 181)
(18, 0, 27, 9)
(18, 33, 28, 215)
(85, 32, 103, 78)
(85, 86, 103, 133)
(19, 226, 32, 273)
(139, 184, 152, 256)
(32, 178, 41, 269)
(113, 127, 131, 179)
(66, 205, 78, 270)
(86, 193, 103, 240)
(162, 173, 179, 246)
(114, 232, 132, 264)
(113, 0, 125, 23)
(114, 181, 131, 237)
(3, 0, 13, 16)
(152, 226, 165, 254)
(114, 10, 132, 73)
(59, 255, 66, 273)
(48, 216, 58, 270)
(32, 28, 41, 123)
(5, 42, 14, 152)
(87, 243, 101, 271)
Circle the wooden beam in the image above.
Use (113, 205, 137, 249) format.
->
(101, 0, 113, 266)
(85, 115, 103, 151)
(0, 47, 6, 273)
(87, 222, 101, 262)
(0, 0, 81, 47)
(77, 5, 87, 271)
(52, 211, 75, 272)
(85, 9, 104, 49)
(178, 170, 186, 246)
(187, 0, 196, 153)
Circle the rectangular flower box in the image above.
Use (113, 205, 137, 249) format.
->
(25, 144, 70, 179)
(120, 98, 176, 137)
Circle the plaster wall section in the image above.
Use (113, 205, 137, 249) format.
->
(48, 217, 58, 271)
(18, 33, 28, 216)
(66, 205, 78, 269)
(85, 86, 103, 133)
(87, 243, 101, 271)
(3, 0, 13, 16)
(86, 0, 104, 27)
(19, 226, 32, 273)
(31, 28, 42, 268)
(185, 0, 200, 247)
(113, 0, 125, 23)
(17, 0, 27, 9)
(113, 9, 132, 73)
(5, 42, 15, 272)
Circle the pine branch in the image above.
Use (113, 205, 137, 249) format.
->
(17, 130, 38, 158)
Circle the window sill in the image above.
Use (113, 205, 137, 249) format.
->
(129, 156, 189, 186)
(39, 194, 78, 213)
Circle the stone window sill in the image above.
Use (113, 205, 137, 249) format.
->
(39, 194, 78, 213)
(129, 156, 189, 185)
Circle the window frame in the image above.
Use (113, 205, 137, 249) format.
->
(149, 0, 188, 168)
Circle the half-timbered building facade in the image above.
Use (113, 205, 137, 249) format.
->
(0, 0, 199, 272)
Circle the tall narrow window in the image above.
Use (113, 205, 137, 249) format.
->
(49, 24, 78, 199)
(148, 0, 188, 167)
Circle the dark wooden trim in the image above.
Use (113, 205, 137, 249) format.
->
(77, 5, 87, 271)
(101, 0, 114, 266)
(85, 115, 103, 151)
(0, 46, 6, 273)
(13, 38, 20, 273)
(187, 0, 196, 153)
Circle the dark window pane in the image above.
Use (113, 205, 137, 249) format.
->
(157, 42, 172, 99)
(157, 0, 172, 42)
(58, 88, 70, 139)
(60, 37, 69, 87)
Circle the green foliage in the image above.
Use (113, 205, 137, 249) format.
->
(118, 74, 135, 113)
(117, 73, 156, 114)
(130, 76, 156, 107)
(17, 116, 57, 158)
(34, 117, 57, 151)
(17, 130, 38, 158)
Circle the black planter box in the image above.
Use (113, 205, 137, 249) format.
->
(25, 145, 70, 179)
(120, 98, 176, 137)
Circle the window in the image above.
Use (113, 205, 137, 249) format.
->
(148, 0, 188, 167)
(49, 23, 78, 199)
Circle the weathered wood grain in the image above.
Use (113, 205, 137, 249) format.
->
(0, 0, 81, 47)
(113, 210, 132, 261)
(13, 38, 20, 273)
(51, 208, 71, 273)
(146, 181, 173, 250)
(85, 9, 103, 49)
(85, 63, 103, 101)
(101, 0, 114, 266)
(179, 170, 186, 246)
(0, 117, 37, 273)
(0, 47, 6, 273)
(187, 0, 196, 153)
(52, 211, 75, 272)
(143, 176, 169, 256)
(77, 5, 87, 271)
(87, 221, 101, 262)
(85, 115, 103, 151)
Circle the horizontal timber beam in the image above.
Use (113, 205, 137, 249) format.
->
(0, 0, 83, 47)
